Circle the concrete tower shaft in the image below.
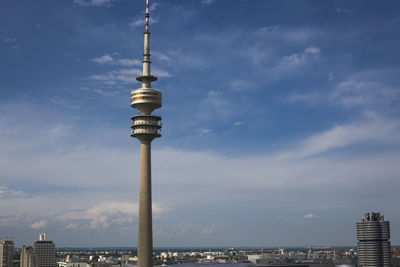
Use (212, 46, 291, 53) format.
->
(130, 1, 161, 267)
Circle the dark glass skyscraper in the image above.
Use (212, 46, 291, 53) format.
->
(357, 212, 391, 267)
(33, 233, 56, 267)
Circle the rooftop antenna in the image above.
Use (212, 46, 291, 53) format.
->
(145, 0, 150, 34)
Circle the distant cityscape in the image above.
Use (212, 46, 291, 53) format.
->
(2, 240, 400, 267)
(0, 212, 399, 267)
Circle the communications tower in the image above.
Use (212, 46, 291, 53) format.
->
(130, 1, 161, 267)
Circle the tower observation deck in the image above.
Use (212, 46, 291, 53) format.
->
(130, 0, 162, 142)
(130, 1, 161, 267)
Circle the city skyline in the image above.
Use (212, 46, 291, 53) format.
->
(1, 0, 400, 247)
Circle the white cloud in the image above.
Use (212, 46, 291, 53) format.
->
(0, 187, 23, 198)
(59, 202, 166, 229)
(89, 68, 141, 84)
(285, 78, 399, 112)
(74, 0, 117, 7)
(30, 220, 47, 229)
(304, 214, 316, 219)
(277, 113, 400, 159)
(202, 224, 216, 234)
(89, 63, 170, 85)
(201, 129, 212, 134)
(195, 90, 238, 122)
(305, 46, 320, 54)
(336, 7, 353, 14)
(153, 69, 172, 77)
(233, 121, 242, 126)
(129, 18, 143, 29)
(114, 58, 141, 67)
(149, 3, 158, 12)
(152, 51, 171, 61)
(163, 50, 208, 70)
(49, 123, 73, 136)
(257, 25, 280, 36)
(93, 54, 114, 64)
(66, 223, 79, 230)
(0, 215, 24, 227)
(244, 45, 322, 78)
(279, 46, 320, 67)
(256, 26, 324, 43)
(241, 44, 273, 66)
(12, 44, 21, 52)
(202, 0, 215, 4)
(330, 80, 399, 108)
(92, 88, 120, 96)
(230, 79, 257, 92)
(3, 38, 17, 43)
(285, 92, 320, 105)
(93, 55, 141, 67)
(49, 96, 81, 110)
(207, 90, 218, 96)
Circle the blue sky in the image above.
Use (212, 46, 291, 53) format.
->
(1, 0, 400, 247)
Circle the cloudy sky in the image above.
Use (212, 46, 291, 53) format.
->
(1, 0, 400, 247)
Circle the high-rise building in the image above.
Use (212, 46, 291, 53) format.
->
(20, 246, 34, 267)
(357, 212, 392, 267)
(130, 1, 162, 267)
(0, 239, 14, 267)
(33, 233, 56, 267)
